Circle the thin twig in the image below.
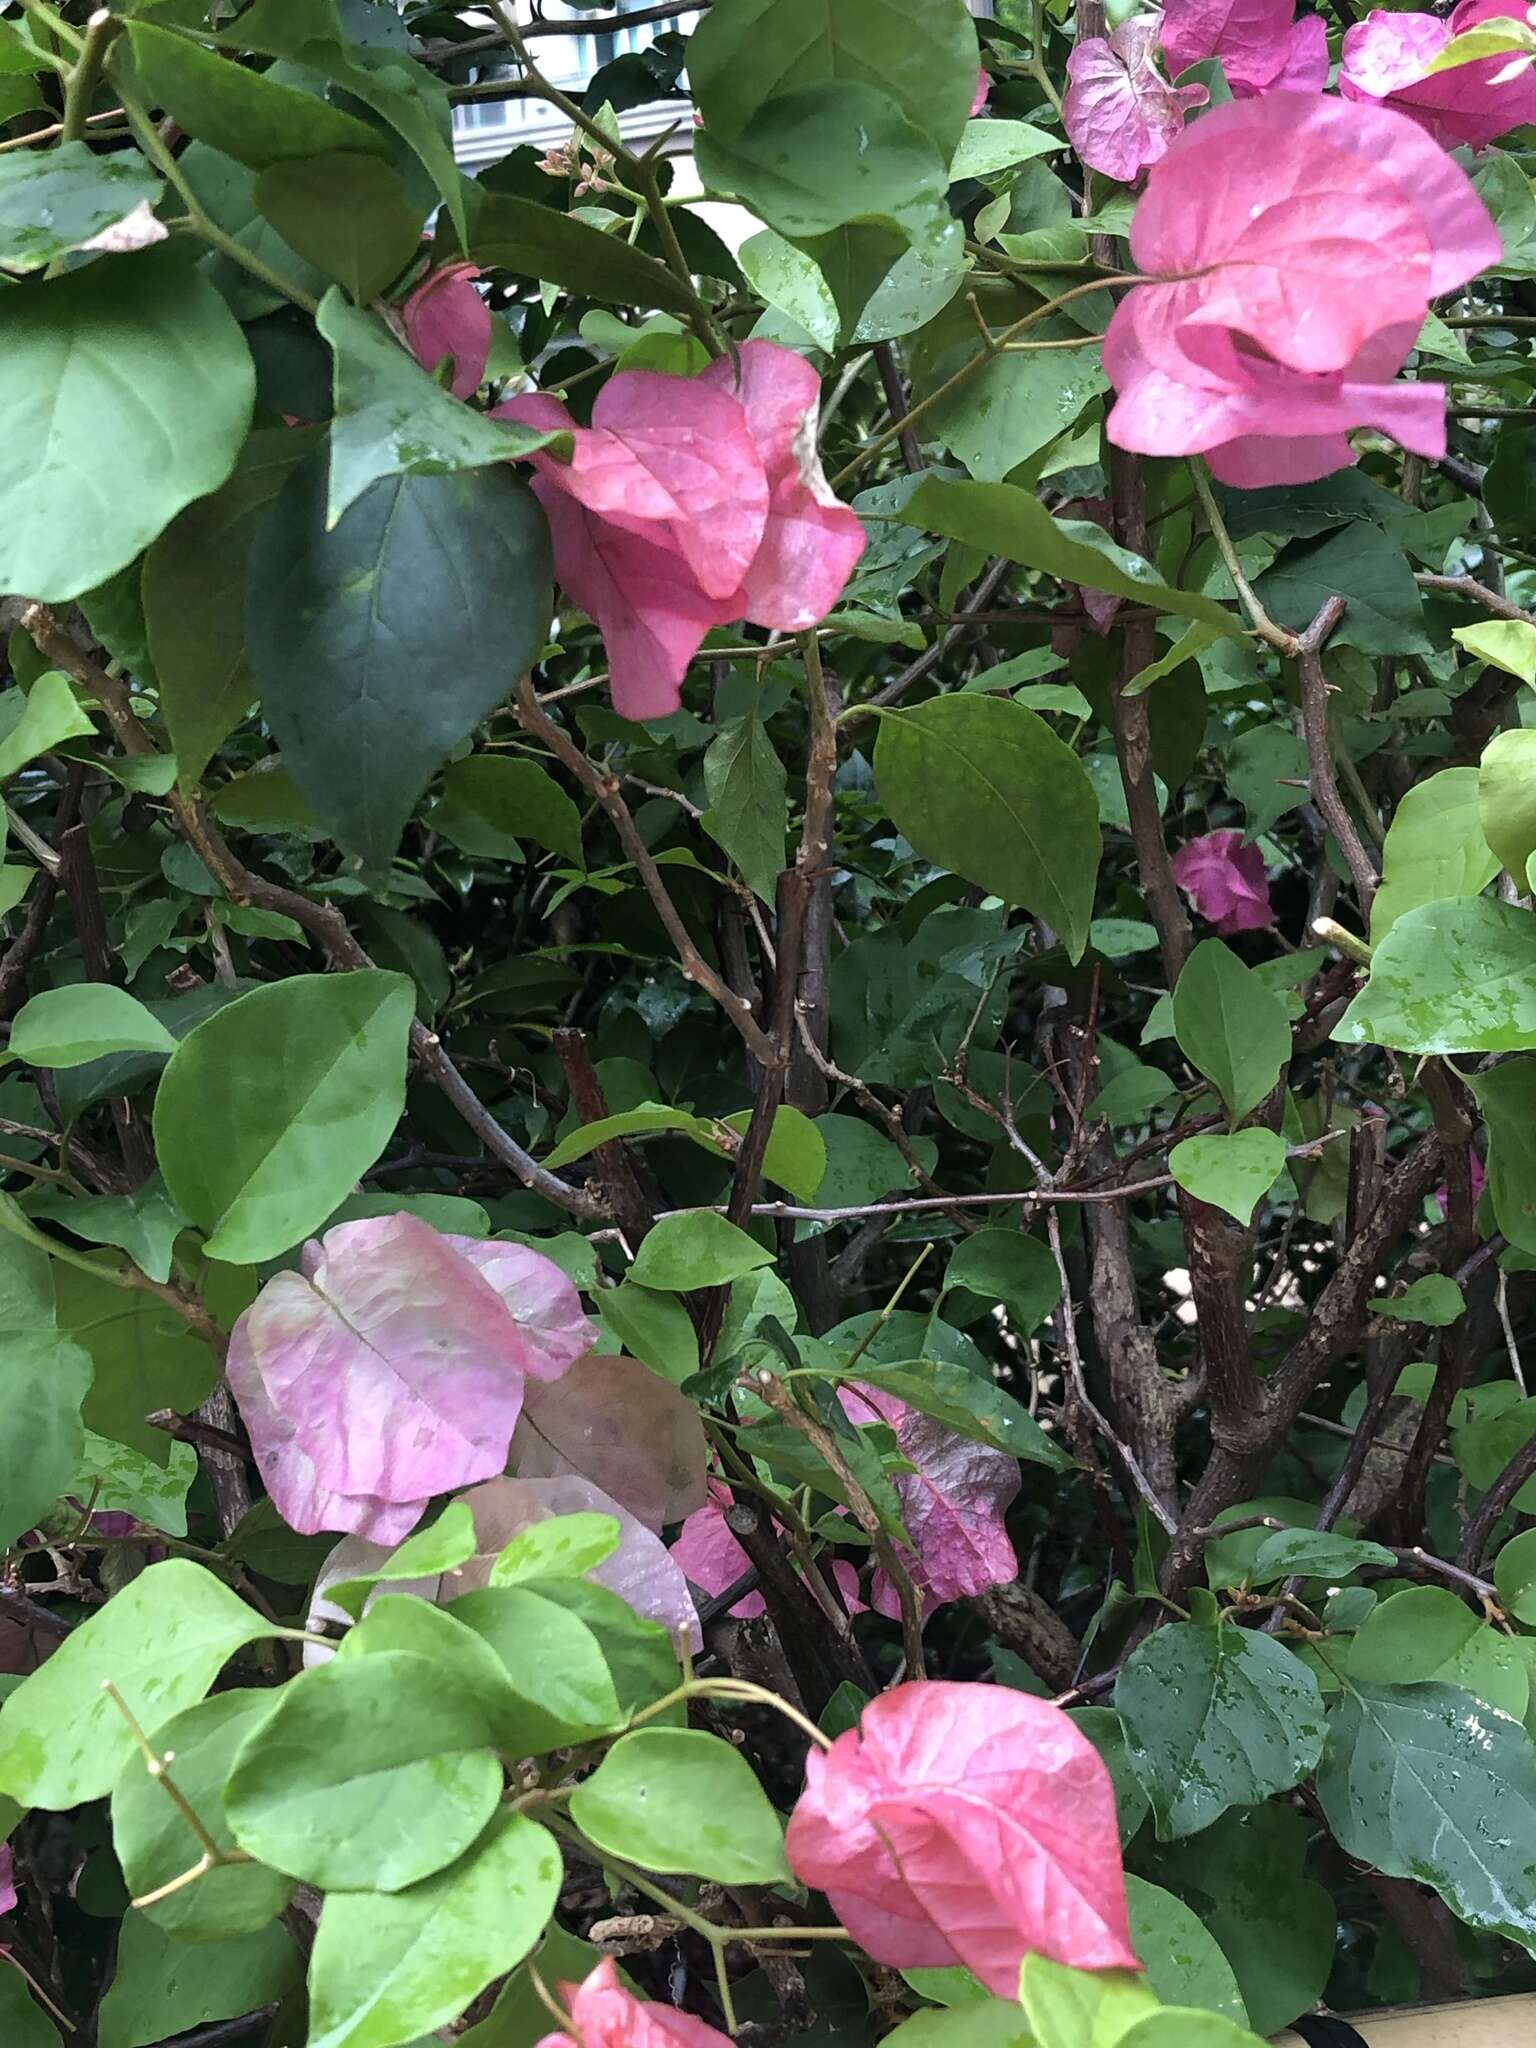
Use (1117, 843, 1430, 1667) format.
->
(1296, 597, 1377, 918)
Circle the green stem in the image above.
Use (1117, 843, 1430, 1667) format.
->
(1029, 0, 1064, 114)
(626, 1675, 835, 1753)
(16, 0, 83, 57)
(60, 9, 119, 145)
(1189, 456, 1288, 648)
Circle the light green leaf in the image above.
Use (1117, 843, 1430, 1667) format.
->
(1371, 766, 1499, 940)
(0, 1560, 270, 1808)
(305, 1811, 562, 2048)
(1126, 1875, 1247, 2025)
(1116, 1620, 1327, 1838)
(1248, 1528, 1396, 1585)
(544, 1105, 719, 1172)
(932, 345, 1107, 483)
(0, 672, 96, 782)
(570, 1727, 790, 1884)
(317, 290, 564, 525)
(950, 117, 1061, 180)
(225, 1651, 503, 1892)
(1020, 1955, 1160, 2048)
(1172, 939, 1291, 1123)
(1456, 1393, 1536, 1514)
(245, 458, 552, 868)
(489, 1513, 621, 1586)
(702, 715, 788, 904)
(432, 755, 584, 868)
(1169, 1129, 1286, 1222)
(907, 477, 1245, 639)
(1456, 618, 1536, 684)
(98, 1915, 298, 2048)
(0, 139, 161, 273)
(111, 1691, 293, 1942)
(152, 970, 414, 1263)
(627, 1211, 774, 1291)
(1318, 1678, 1536, 1948)
(688, 0, 980, 160)
(883, 2006, 1034, 2047)
(1480, 727, 1536, 885)
(1348, 1585, 1528, 1719)
(0, 1969, 61, 2048)
(1118, 2016, 1268, 2048)
(1369, 1273, 1465, 1327)
(1125, 622, 1223, 698)
(1495, 1527, 1536, 1624)
(1335, 897, 1536, 1054)
(0, 1236, 93, 1551)
(25, 1176, 188, 1286)
(0, 248, 253, 603)
(255, 151, 424, 303)
(326, 1502, 479, 1620)
(721, 1105, 828, 1205)
(74, 1430, 197, 1538)
(873, 695, 1101, 961)
(10, 985, 176, 1069)
(599, 1280, 700, 1385)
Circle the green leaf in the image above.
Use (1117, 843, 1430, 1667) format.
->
(98, 1915, 298, 2048)
(723, 1105, 828, 1204)
(9, 985, 176, 1069)
(0, 1236, 93, 1551)
(325, 1503, 479, 1620)
(1480, 727, 1536, 886)
(873, 695, 1101, 961)
(255, 151, 424, 302)
(1348, 1585, 1528, 1718)
(0, 1560, 270, 1808)
(688, 0, 980, 159)
(0, 139, 161, 273)
(1369, 1272, 1465, 1327)
(950, 117, 1062, 180)
(906, 477, 1245, 639)
(933, 344, 1107, 484)
(443, 1587, 626, 1746)
(702, 714, 788, 904)
(1115, 1620, 1327, 1838)
(152, 970, 414, 1263)
(1169, 1129, 1286, 1223)
(1020, 1955, 1160, 2048)
(245, 458, 552, 868)
(457, 1924, 612, 2048)
(543, 1105, 715, 1171)
(119, 22, 389, 169)
(942, 1228, 1061, 1335)
(1172, 939, 1291, 1123)
(1118, 2017, 1267, 2048)
(433, 755, 585, 868)
(1254, 523, 1430, 657)
(1247, 1528, 1396, 1585)
(226, 1650, 503, 1892)
(1318, 1678, 1536, 1948)
(111, 1691, 294, 1942)
(490, 1513, 621, 1586)
(1125, 622, 1224, 699)
(1370, 765, 1499, 940)
(0, 1970, 61, 2048)
(1335, 897, 1536, 1055)
(1495, 1527, 1536, 1624)
(457, 188, 703, 316)
(569, 1727, 791, 1884)
(1457, 618, 1536, 684)
(883, 2007, 1035, 2047)
(308, 43, 467, 246)
(628, 1211, 774, 1291)
(72, 1429, 197, 1538)
(1126, 1875, 1247, 2025)
(66, 1262, 218, 1463)
(1487, 425, 1535, 542)
(306, 1810, 562, 2048)
(0, 248, 253, 603)
(316, 290, 564, 525)
(839, 1357, 1073, 1470)
(25, 1176, 186, 1285)
(0, 672, 94, 782)
(1456, 1393, 1536, 1514)
(597, 1281, 699, 1385)
(144, 426, 317, 787)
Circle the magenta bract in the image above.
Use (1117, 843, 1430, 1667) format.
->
(401, 261, 492, 400)
(1172, 829, 1274, 934)
(1065, 19, 1210, 182)
(497, 342, 865, 722)
(536, 1958, 734, 2047)
(1341, 0, 1536, 150)
(1103, 94, 1500, 487)
(785, 1681, 1137, 1996)
(670, 1479, 766, 1618)
(227, 1215, 593, 1539)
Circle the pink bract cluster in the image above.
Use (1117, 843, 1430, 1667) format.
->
(226, 1214, 593, 1541)
(1103, 94, 1499, 488)
(496, 343, 866, 724)
(1341, 0, 1536, 150)
(1172, 829, 1275, 933)
(536, 1958, 734, 2047)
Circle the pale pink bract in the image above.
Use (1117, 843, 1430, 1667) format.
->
(1160, 0, 1300, 91)
(785, 1682, 1137, 1996)
(1066, 18, 1210, 181)
(227, 1215, 593, 1539)
(1171, 829, 1274, 933)
(496, 343, 864, 722)
(0, 1843, 14, 1921)
(1341, 0, 1536, 151)
(671, 1479, 766, 1618)
(1103, 95, 1500, 487)
(970, 65, 991, 115)
(401, 261, 492, 400)
(536, 1958, 734, 2048)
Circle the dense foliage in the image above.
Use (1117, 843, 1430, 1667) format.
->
(0, 0, 1533, 2043)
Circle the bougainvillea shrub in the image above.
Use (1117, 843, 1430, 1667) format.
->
(0, 0, 1531, 2041)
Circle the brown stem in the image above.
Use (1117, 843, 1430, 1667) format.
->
(1458, 1426, 1536, 1573)
(721, 1498, 873, 1714)
(56, 822, 156, 1184)
(1296, 598, 1377, 919)
(872, 343, 922, 475)
(552, 1027, 659, 1247)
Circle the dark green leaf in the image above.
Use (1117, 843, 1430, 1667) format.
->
(457, 187, 703, 316)
(98, 1915, 298, 2048)
(1126, 1875, 1247, 2025)
(1172, 939, 1291, 1123)
(1254, 524, 1430, 656)
(1470, 1058, 1536, 1255)
(432, 754, 584, 868)
(942, 1229, 1061, 1335)
(0, 140, 161, 273)
(841, 1356, 1072, 1470)
(255, 151, 424, 302)
(0, 1237, 93, 1552)
(702, 715, 788, 904)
